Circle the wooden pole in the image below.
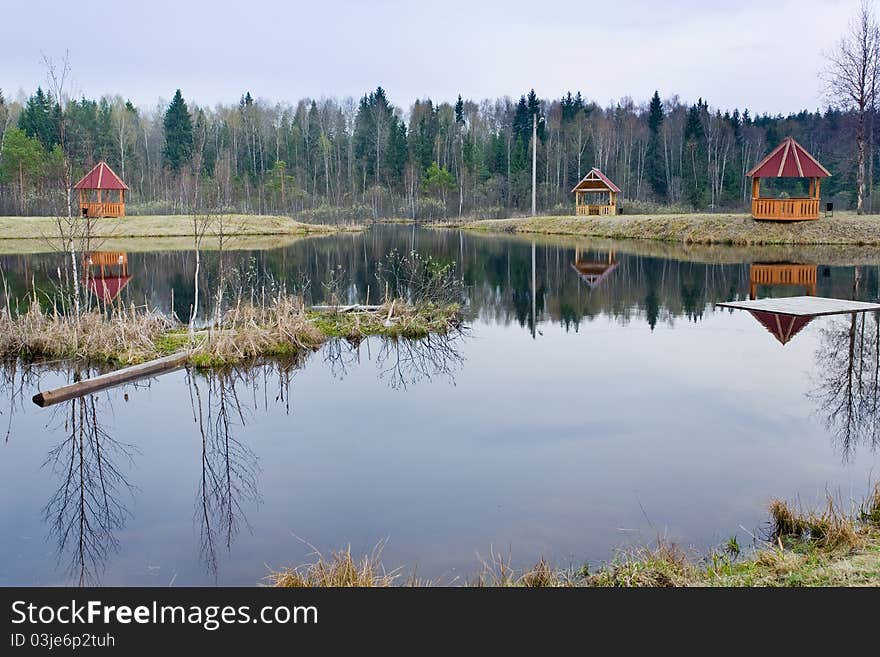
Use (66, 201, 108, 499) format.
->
(32, 351, 190, 407)
(531, 113, 537, 216)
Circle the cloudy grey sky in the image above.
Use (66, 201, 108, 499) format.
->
(0, 0, 858, 113)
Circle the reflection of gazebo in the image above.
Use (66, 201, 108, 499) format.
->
(83, 252, 131, 302)
(74, 161, 128, 218)
(748, 311, 815, 345)
(747, 137, 830, 221)
(571, 168, 620, 216)
(749, 263, 817, 299)
(571, 247, 617, 288)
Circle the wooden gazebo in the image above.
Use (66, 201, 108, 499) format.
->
(572, 168, 620, 216)
(83, 252, 131, 302)
(74, 161, 128, 218)
(747, 137, 830, 221)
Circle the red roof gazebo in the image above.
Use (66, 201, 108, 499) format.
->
(747, 137, 830, 221)
(73, 161, 128, 218)
(572, 168, 621, 216)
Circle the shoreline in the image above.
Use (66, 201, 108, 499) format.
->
(270, 489, 880, 587)
(0, 214, 362, 252)
(430, 212, 880, 246)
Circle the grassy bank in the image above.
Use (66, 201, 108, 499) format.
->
(0, 233, 321, 255)
(0, 214, 359, 244)
(269, 487, 880, 587)
(0, 296, 462, 368)
(433, 211, 880, 246)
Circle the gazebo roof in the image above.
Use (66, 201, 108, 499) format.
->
(747, 137, 830, 179)
(571, 261, 618, 288)
(571, 168, 621, 193)
(73, 161, 128, 190)
(87, 275, 132, 302)
(748, 310, 814, 345)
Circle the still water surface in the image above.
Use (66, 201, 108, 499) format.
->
(1, 225, 878, 585)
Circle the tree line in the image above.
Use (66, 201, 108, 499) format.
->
(2, 0, 880, 221)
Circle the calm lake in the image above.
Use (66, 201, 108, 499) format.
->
(1, 225, 879, 585)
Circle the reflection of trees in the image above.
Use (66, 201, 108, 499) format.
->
(376, 334, 464, 390)
(812, 312, 880, 460)
(187, 370, 261, 578)
(43, 389, 133, 585)
(1, 361, 40, 442)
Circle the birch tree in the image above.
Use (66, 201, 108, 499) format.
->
(823, 0, 880, 214)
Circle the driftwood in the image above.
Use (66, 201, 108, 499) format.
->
(308, 304, 384, 313)
(32, 351, 190, 408)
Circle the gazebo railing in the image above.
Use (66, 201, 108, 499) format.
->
(80, 202, 125, 218)
(751, 197, 819, 221)
(576, 204, 615, 216)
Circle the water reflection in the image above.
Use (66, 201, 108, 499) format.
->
(748, 311, 815, 345)
(749, 262, 817, 299)
(3, 227, 879, 334)
(812, 312, 880, 461)
(187, 369, 261, 578)
(7, 333, 466, 584)
(43, 384, 134, 585)
(83, 251, 132, 304)
(571, 247, 618, 289)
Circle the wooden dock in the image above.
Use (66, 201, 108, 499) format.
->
(718, 296, 880, 317)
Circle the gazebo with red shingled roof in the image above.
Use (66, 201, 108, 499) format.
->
(571, 168, 620, 216)
(747, 137, 830, 221)
(73, 161, 128, 218)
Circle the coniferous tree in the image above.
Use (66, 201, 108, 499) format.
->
(645, 91, 668, 200)
(19, 87, 58, 149)
(163, 89, 193, 171)
(454, 95, 464, 125)
(683, 101, 707, 207)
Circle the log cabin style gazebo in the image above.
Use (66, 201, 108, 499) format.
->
(747, 137, 830, 221)
(572, 168, 620, 216)
(74, 161, 128, 218)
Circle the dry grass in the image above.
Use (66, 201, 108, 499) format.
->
(0, 233, 314, 256)
(0, 294, 461, 368)
(0, 300, 174, 365)
(585, 540, 696, 587)
(769, 496, 863, 551)
(269, 544, 400, 587)
(442, 211, 880, 246)
(189, 295, 325, 366)
(860, 483, 880, 526)
(0, 214, 357, 243)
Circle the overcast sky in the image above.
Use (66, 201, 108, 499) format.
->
(0, 0, 859, 114)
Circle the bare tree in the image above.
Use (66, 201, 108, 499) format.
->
(823, 0, 880, 214)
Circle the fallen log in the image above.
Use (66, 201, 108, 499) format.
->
(308, 304, 383, 313)
(32, 351, 190, 408)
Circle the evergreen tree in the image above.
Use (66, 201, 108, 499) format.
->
(19, 88, 58, 149)
(645, 90, 667, 200)
(454, 95, 464, 125)
(683, 101, 707, 207)
(163, 89, 193, 171)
